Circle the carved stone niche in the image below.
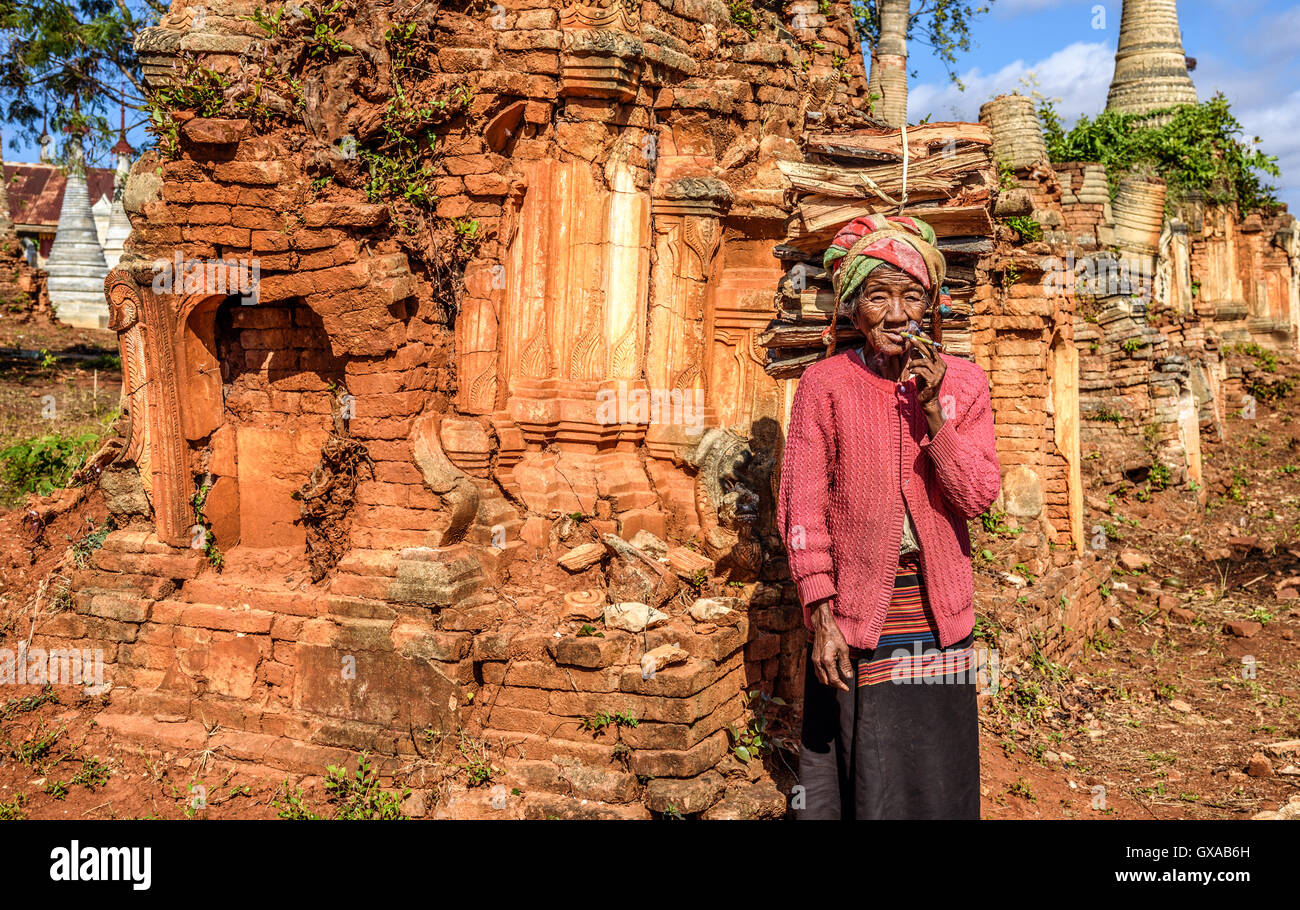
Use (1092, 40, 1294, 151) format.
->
(560, 1, 644, 102)
(644, 178, 732, 465)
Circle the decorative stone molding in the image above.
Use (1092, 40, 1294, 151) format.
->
(104, 265, 191, 546)
(559, 1, 644, 101)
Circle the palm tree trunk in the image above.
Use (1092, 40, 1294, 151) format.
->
(868, 0, 910, 127)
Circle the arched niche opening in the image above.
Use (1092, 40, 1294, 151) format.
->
(176, 293, 346, 552)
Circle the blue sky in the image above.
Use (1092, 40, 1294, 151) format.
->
(906, 0, 1300, 212)
(3, 1, 1296, 212)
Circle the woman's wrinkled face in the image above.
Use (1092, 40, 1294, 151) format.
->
(850, 264, 928, 357)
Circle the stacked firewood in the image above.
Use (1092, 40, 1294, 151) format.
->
(762, 121, 999, 380)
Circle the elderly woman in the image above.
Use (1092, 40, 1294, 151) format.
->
(777, 214, 1001, 820)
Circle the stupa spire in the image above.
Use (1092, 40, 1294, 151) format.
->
(44, 133, 110, 327)
(1105, 0, 1198, 117)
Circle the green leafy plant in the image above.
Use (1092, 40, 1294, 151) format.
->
(727, 689, 786, 763)
(1, 686, 59, 719)
(1040, 93, 1281, 213)
(0, 794, 26, 820)
(300, 0, 355, 58)
(12, 722, 61, 770)
(190, 482, 224, 570)
(273, 780, 320, 820)
(72, 516, 112, 568)
(728, 0, 758, 35)
(979, 508, 1021, 538)
(71, 757, 112, 791)
(1248, 376, 1293, 404)
(146, 57, 232, 159)
(323, 753, 408, 819)
(1148, 461, 1172, 490)
(1226, 341, 1280, 372)
(457, 735, 498, 787)
(1003, 215, 1042, 243)
(0, 431, 99, 503)
(580, 710, 639, 736)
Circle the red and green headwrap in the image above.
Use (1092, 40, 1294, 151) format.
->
(820, 213, 951, 350)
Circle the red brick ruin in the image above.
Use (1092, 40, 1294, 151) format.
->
(26, 0, 1299, 817)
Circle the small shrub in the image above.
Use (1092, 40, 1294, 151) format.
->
(0, 794, 26, 820)
(272, 780, 320, 820)
(0, 432, 99, 503)
(1004, 215, 1042, 242)
(323, 754, 408, 820)
(72, 757, 112, 792)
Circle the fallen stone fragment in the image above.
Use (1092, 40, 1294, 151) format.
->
(1246, 752, 1275, 778)
(1252, 795, 1300, 819)
(629, 530, 669, 559)
(701, 785, 788, 820)
(689, 597, 738, 622)
(1170, 607, 1197, 623)
(559, 543, 605, 572)
(644, 772, 723, 815)
(1223, 620, 1262, 638)
(640, 643, 689, 674)
(667, 546, 715, 580)
(604, 601, 668, 633)
(1117, 549, 1150, 572)
(563, 589, 605, 621)
(1275, 576, 1300, 597)
(1261, 740, 1300, 758)
(1168, 699, 1192, 713)
(603, 534, 680, 607)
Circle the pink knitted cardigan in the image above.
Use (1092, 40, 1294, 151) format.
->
(777, 348, 1002, 649)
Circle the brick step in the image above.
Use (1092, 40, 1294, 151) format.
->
(73, 589, 152, 623)
(91, 547, 207, 580)
(98, 529, 176, 555)
(179, 575, 321, 616)
(70, 569, 177, 598)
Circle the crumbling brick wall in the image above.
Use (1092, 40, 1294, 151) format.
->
(37, 0, 876, 819)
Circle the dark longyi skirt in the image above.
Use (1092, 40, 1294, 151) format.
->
(796, 560, 981, 820)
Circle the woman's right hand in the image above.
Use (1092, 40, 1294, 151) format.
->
(810, 599, 854, 692)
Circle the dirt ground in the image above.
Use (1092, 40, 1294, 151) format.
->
(977, 349, 1300, 820)
(1, 325, 1298, 819)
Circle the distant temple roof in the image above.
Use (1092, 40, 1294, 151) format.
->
(3, 162, 116, 231)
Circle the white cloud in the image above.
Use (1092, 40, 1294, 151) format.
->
(909, 40, 1113, 124)
(1252, 7, 1300, 57)
(1235, 88, 1300, 211)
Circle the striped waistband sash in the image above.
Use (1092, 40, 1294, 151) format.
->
(856, 561, 976, 687)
